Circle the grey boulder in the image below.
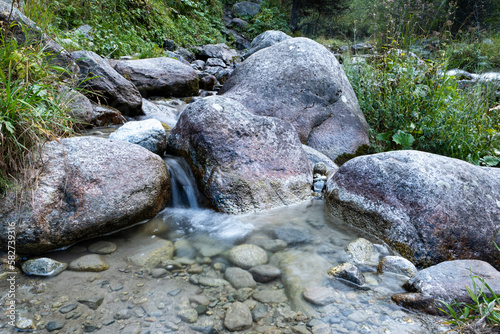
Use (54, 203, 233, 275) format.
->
(325, 150, 500, 269)
(71, 51, 143, 116)
(109, 119, 167, 155)
(392, 260, 500, 314)
(194, 43, 238, 65)
(243, 30, 291, 59)
(112, 57, 199, 98)
(0, 137, 170, 253)
(167, 96, 312, 214)
(233, 1, 261, 17)
(221, 37, 369, 161)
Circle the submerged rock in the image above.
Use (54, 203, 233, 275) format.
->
(109, 119, 167, 155)
(345, 238, 379, 266)
(71, 51, 143, 116)
(228, 244, 268, 269)
(392, 260, 500, 314)
(328, 263, 365, 286)
(224, 302, 253, 331)
(68, 254, 109, 272)
(221, 37, 369, 161)
(378, 256, 417, 278)
(325, 150, 500, 268)
(21, 258, 67, 277)
(112, 57, 199, 98)
(167, 96, 312, 214)
(127, 238, 174, 272)
(0, 137, 170, 254)
(225, 267, 257, 289)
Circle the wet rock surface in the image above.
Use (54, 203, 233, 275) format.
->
(325, 150, 500, 268)
(0, 136, 170, 254)
(167, 95, 312, 214)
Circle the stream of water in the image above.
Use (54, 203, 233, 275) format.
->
(0, 153, 450, 333)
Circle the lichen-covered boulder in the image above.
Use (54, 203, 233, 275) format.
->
(0, 137, 170, 253)
(221, 37, 369, 161)
(71, 51, 143, 116)
(167, 96, 312, 213)
(112, 57, 199, 98)
(325, 150, 500, 269)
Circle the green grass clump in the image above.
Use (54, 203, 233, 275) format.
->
(446, 34, 500, 73)
(0, 27, 74, 191)
(344, 49, 500, 166)
(438, 244, 500, 333)
(49, 0, 226, 58)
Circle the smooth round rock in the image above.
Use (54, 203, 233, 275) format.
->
(274, 227, 311, 245)
(252, 289, 288, 303)
(46, 321, 65, 332)
(248, 265, 281, 283)
(228, 244, 268, 269)
(378, 256, 418, 277)
(303, 286, 338, 306)
(345, 238, 378, 265)
(224, 302, 252, 331)
(68, 255, 109, 272)
(151, 268, 168, 278)
(22, 257, 67, 277)
(88, 241, 117, 255)
(225, 267, 257, 289)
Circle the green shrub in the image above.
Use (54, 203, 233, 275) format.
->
(245, 3, 291, 39)
(48, 0, 227, 58)
(344, 50, 500, 165)
(0, 31, 74, 192)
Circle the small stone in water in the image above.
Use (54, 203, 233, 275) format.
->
(168, 288, 182, 296)
(177, 308, 198, 323)
(151, 268, 168, 278)
(189, 295, 210, 306)
(224, 302, 252, 331)
(274, 227, 312, 245)
(228, 244, 268, 269)
(46, 321, 65, 332)
(303, 286, 337, 306)
(15, 317, 36, 330)
(22, 257, 67, 277)
(114, 309, 132, 320)
(68, 254, 109, 272)
(377, 256, 418, 278)
(77, 296, 104, 310)
(88, 241, 117, 254)
(59, 303, 78, 314)
(252, 289, 288, 303)
(328, 263, 366, 286)
(224, 267, 257, 289)
(249, 265, 281, 283)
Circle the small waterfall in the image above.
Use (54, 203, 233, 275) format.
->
(163, 155, 201, 209)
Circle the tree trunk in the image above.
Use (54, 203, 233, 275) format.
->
(290, 0, 301, 33)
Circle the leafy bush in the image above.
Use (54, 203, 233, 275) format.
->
(344, 50, 500, 165)
(0, 30, 74, 192)
(446, 34, 500, 72)
(48, 0, 227, 58)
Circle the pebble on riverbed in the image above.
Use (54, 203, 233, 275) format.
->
(328, 263, 366, 286)
(21, 257, 67, 277)
(224, 302, 253, 331)
(68, 254, 109, 272)
(228, 244, 268, 269)
(88, 241, 117, 254)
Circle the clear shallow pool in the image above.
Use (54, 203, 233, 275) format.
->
(0, 198, 450, 333)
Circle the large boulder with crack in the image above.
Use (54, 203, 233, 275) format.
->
(0, 137, 170, 254)
(112, 57, 199, 98)
(71, 51, 143, 116)
(220, 37, 369, 161)
(167, 96, 312, 214)
(325, 150, 500, 269)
